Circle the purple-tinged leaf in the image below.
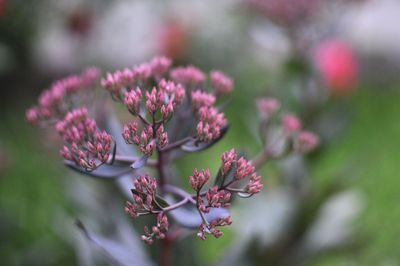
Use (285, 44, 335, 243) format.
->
(214, 161, 237, 188)
(237, 192, 254, 198)
(65, 160, 132, 179)
(130, 155, 149, 169)
(169, 202, 230, 229)
(108, 142, 117, 164)
(217, 98, 232, 111)
(76, 220, 153, 266)
(181, 125, 229, 152)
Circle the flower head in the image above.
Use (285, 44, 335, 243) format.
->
(124, 87, 142, 114)
(196, 106, 227, 142)
(57, 107, 112, 170)
(26, 68, 99, 124)
(256, 97, 280, 119)
(221, 149, 236, 175)
(170, 65, 206, 87)
(282, 114, 301, 134)
(189, 168, 211, 191)
(191, 90, 216, 109)
(297, 131, 319, 153)
(197, 216, 232, 240)
(210, 71, 233, 95)
(150, 56, 172, 77)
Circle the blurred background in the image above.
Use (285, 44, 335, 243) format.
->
(1, 0, 400, 265)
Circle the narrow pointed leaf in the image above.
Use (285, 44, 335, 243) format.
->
(181, 125, 229, 152)
(130, 155, 149, 169)
(76, 220, 153, 266)
(169, 202, 230, 229)
(65, 161, 132, 179)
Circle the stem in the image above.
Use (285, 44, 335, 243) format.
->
(157, 150, 166, 190)
(114, 155, 157, 167)
(164, 185, 196, 203)
(160, 237, 172, 266)
(252, 150, 269, 170)
(156, 134, 172, 266)
(161, 137, 192, 152)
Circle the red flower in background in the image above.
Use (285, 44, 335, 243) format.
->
(0, 0, 6, 17)
(314, 40, 359, 95)
(158, 19, 187, 60)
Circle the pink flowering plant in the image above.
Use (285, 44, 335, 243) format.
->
(26, 56, 318, 263)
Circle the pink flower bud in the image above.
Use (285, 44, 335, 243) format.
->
(256, 97, 280, 119)
(189, 169, 210, 191)
(124, 87, 142, 114)
(281, 114, 301, 133)
(221, 149, 236, 175)
(235, 157, 255, 180)
(245, 173, 263, 194)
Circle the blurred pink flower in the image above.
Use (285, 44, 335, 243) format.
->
(314, 40, 359, 95)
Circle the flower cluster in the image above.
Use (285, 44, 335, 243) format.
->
(197, 216, 232, 240)
(189, 149, 263, 239)
(27, 56, 263, 247)
(256, 97, 320, 156)
(26, 67, 99, 125)
(210, 71, 233, 95)
(122, 122, 169, 156)
(125, 175, 159, 218)
(141, 213, 169, 245)
(56, 107, 113, 171)
(170, 65, 206, 87)
(196, 106, 227, 142)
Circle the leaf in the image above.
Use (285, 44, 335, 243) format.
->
(130, 155, 149, 169)
(214, 161, 237, 188)
(214, 168, 224, 188)
(65, 160, 132, 179)
(153, 195, 170, 208)
(237, 192, 254, 198)
(169, 202, 230, 229)
(108, 142, 117, 164)
(181, 125, 229, 152)
(76, 220, 153, 266)
(217, 98, 232, 111)
(105, 113, 137, 157)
